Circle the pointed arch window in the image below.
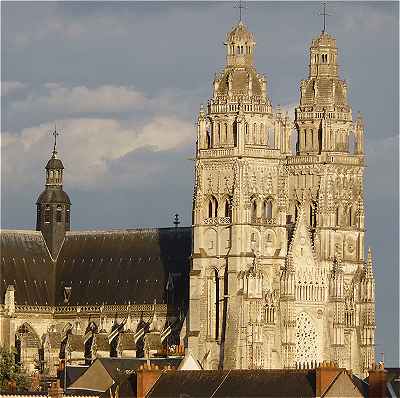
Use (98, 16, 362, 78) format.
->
(348, 207, 353, 227)
(245, 123, 249, 143)
(264, 200, 273, 219)
(214, 269, 220, 339)
(260, 123, 265, 145)
(251, 198, 257, 219)
(208, 196, 218, 218)
(336, 207, 340, 226)
(224, 197, 232, 218)
(206, 128, 211, 148)
(233, 120, 238, 147)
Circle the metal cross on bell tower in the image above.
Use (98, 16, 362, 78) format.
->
(234, 0, 247, 23)
(51, 125, 60, 155)
(319, 2, 331, 34)
(173, 214, 180, 228)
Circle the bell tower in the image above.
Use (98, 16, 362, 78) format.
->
(189, 19, 291, 370)
(36, 128, 71, 259)
(288, 26, 374, 374)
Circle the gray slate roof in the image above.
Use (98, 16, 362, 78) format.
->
(0, 227, 191, 307)
(0, 230, 54, 305)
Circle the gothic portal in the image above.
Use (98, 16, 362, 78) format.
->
(188, 21, 375, 376)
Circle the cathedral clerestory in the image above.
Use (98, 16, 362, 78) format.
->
(0, 19, 375, 378)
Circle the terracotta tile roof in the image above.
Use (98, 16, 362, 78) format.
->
(147, 369, 316, 397)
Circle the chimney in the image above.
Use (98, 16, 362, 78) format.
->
(368, 362, 387, 398)
(48, 380, 64, 398)
(315, 361, 341, 397)
(136, 363, 163, 398)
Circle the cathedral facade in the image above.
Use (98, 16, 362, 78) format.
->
(0, 20, 375, 378)
(188, 21, 375, 376)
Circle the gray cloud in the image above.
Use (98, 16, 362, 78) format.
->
(1, 1, 398, 365)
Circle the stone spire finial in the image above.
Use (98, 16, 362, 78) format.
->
(366, 247, 374, 278)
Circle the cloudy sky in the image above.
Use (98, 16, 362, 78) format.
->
(1, 2, 398, 365)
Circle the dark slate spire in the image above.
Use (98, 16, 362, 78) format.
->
(36, 127, 71, 259)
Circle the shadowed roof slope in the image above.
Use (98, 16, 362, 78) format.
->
(0, 227, 191, 308)
(55, 227, 191, 306)
(0, 230, 54, 305)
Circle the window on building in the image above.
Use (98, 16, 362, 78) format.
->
(265, 200, 273, 219)
(251, 199, 257, 219)
(348, 207, 353, 227)
(214, 269, 220, 340)
(224, 198, 231, 218)
(66, 208, 70, 224)
(206, 129, 211, 148)
(44, 206, 51, 223)
(208, 196, 218, 218)
(37, 207, 41, 227)
(56, 205, 62, 222)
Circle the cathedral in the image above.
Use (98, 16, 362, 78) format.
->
(0, 19, 376, 377)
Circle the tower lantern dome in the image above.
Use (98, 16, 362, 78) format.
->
(225, 21, 256, 66)
(36, 130, 71, 259)
(309, 31, 339, 78)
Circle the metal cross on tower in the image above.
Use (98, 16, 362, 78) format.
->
(319, 2, 331, 34)
(173, 214, 180, 228)
(51, 125, 59, 155)
(234, 0, 246, 23)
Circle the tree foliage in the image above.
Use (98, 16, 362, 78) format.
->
(0, 346, 29, 392)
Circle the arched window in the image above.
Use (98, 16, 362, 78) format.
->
(66, 208, 70, 224)
(224, 198, 231, 218)
(45, 205, 51, 223)
(251, 198, 257, 219)
(265, 200, 273, 219)
(348, 207, 353, 226)
(206, 129, 211, 148)
(260, 123, 265, 144)
(245, 123, 249, 143)
(233, 121, 238, 147)
(208, 196, 218, 218)
(336, 207, 340, 226)
(37, 206, 41, 227)
(56, 205, 62, 222)
(253, 123, 257, 144)
(214, 269, 220, 339)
